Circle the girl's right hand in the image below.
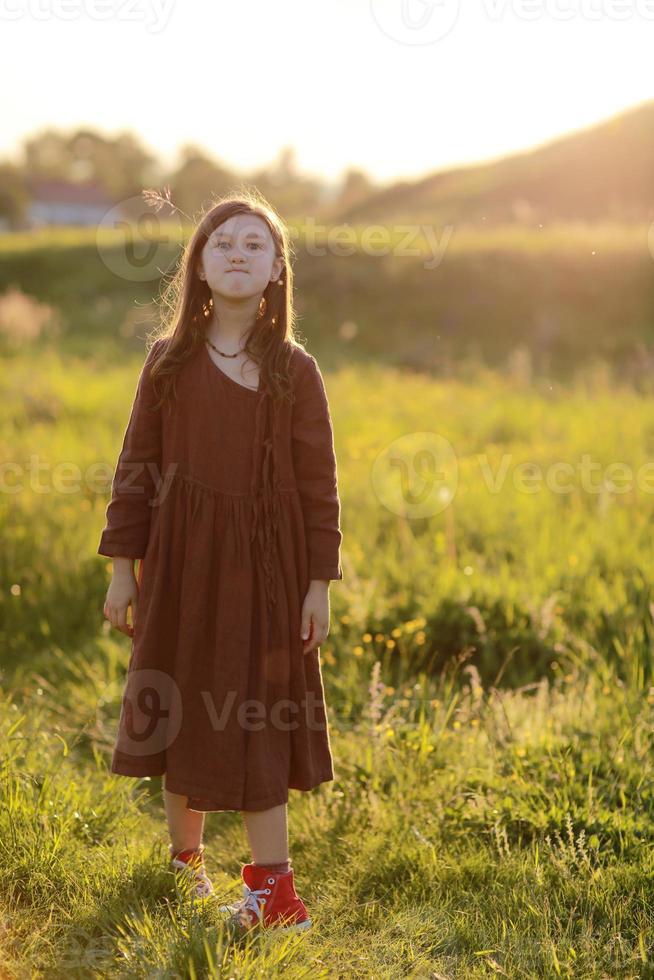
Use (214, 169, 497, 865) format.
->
(103, 570, 139, 638)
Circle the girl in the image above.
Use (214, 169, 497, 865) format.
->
(98, 191, 343, 933)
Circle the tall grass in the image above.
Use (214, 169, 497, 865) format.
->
(1, 644, 652, 975)
(2, 343, 654, 973)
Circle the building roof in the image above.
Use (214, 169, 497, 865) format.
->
(27, 179, 113, 206)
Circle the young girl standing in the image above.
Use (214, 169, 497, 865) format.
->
(98, 192, 343, 933)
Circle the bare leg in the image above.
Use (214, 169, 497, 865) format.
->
(241, 802, 289, 864)
(163, 773, 206, 852)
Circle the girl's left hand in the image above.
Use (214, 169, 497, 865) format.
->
(301, 582, 330, 655)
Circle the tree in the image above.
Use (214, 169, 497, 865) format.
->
(0, 163, 29, 228)
(20, 127, 160, 202)
(167, 144, 239, 219)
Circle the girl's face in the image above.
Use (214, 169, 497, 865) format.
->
(198, 213, 284, 302)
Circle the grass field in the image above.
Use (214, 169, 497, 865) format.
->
(1, 221, 653, 385)
(2, 343, 654, 977)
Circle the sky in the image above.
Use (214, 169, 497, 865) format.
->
(1, 0, 653, 187)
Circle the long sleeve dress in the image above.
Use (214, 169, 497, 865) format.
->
(97, 337, 343, 812)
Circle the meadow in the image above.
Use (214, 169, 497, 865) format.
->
(1, 227, 654, 976)
(1, 222, 653, 385)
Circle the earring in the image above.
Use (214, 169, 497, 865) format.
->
(277, 279, 283, 285)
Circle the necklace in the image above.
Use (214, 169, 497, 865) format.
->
(205, 334, 260, 392)
(205, 336, 244, 359)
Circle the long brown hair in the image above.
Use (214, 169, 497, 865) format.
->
(146, 187, 305, 412)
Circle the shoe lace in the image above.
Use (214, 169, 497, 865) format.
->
(236, 883, 272, 924)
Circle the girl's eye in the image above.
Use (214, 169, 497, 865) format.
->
(213, 241, 263, 250)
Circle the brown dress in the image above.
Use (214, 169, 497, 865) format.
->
(97, 337, 343, 812)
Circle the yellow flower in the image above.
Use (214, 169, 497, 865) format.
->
(353, 646, 363, 657)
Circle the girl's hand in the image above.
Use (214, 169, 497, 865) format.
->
(301, 580, 330, 655)
(103, 567, 139, 638)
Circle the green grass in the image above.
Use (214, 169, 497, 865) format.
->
(1, 221, 653, 382)
(303, 219, 650, 256)
(1, 219, 644, 254)
(2, 646, 653, 975)
(3, 346, 654, 975)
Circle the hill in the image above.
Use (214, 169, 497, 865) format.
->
(334, 100, 654, 226)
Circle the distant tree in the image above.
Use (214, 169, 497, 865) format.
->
(20, 127, 160, 202)
(333, 167, 375, 212)
(249, 145, 326, 220)
(21, 128, 70, 180)
(90, 129, 160, 200)
(167, 144, 238, 218)
(0, 163, 29, 228)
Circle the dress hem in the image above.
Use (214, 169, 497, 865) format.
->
(110, 757, 334, 811)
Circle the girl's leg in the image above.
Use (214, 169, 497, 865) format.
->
(241, 802, 290, 866)
(163, 773, 206, 852)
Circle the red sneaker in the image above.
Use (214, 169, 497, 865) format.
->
(219, 863, 312, 933)
(169, 843, 214, 899)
